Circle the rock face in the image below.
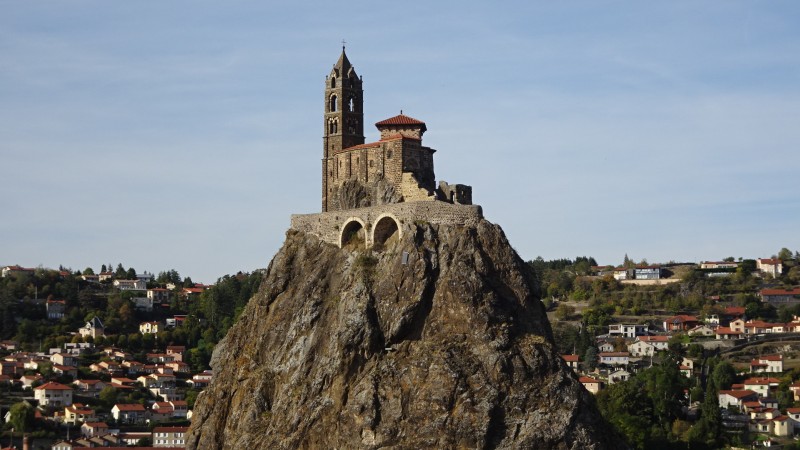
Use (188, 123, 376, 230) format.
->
(187, 220, 625, 449)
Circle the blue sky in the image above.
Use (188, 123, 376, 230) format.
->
(2, 1, 799, 283)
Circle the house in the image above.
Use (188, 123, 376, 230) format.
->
(719, 390, 759, 411)
(46, 299, 66, 319)
(0, 360, 20, 376)
(688, 324, 715, 337)
(110, 377, 137, 389)
(0, 340, 17, 351)
(613, 268, 630, 281)
(608, 369, 631, 384)
(743, 377, 780, 397)
(139, 321, 160, 334)
(147, 288, 170, 304)
(579, 376, 602, 394)
(53, 364, 78, 379)
(98, 271, 114, 281)
(169, 400, 188, 418)
(608, 323, 649, 338)
(597, 340, 616, 353)
(165, 315, 187, 327)
(182, 286, 205, 300)
(598, 352, 629, 367)
(152, 426, 188, 447)
(561, 354, 579, 370)
(166, 345, 185, 361)
(112, 403, 147, 424)
(634, 266, 661, 280)
(34, 381, 73, 407)
(78, 317, 104, 339)
(760, 287, 800, 308)
(51, 353, 77, 367)
(188, 370, 213, 389)
(1, 265, 34, 278)
(627, 336, 670, 356)
(150, 401, 176, 422)
(72, 379, 106, 397)
(64, 403, 96, 424)
(112, 279, 147, 291)
(751, 355, 784, 374)
(80, 421, 109, 437)
(20, 374, 43, 389)
(663, 315, 700, 332)
(757, 258, 783, 277)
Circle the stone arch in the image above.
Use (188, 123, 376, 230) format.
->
(372, 213, 401, 249)
(330, 94, 338, 112)
(340, 217, 367, 249)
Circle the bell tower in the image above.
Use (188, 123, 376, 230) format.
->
(322, 46, 364, 212)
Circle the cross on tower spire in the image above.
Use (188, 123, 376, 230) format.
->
(341, 39, 346, 51)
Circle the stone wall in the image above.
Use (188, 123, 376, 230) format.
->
(290, 201, 484, 248)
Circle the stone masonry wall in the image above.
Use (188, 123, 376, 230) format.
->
(290, 201, 484, 247)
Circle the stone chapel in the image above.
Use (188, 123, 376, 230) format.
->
(321, 48, 472, 213)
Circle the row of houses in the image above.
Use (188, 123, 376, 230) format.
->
(51, 425, 187, 449)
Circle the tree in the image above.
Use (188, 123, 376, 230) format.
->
(555, 303, 575, 321)
(114, 263, 126, 278)
(82, 267, 95, 275)
(711, 360, 736, 390)
(101, 264, 107, 273)
(778, 247, 793, 261)
(126, 267, 137, 280)
(583, 346, 598, 371)
(7, 401, 35, 435)
(99, 386, 118, 408)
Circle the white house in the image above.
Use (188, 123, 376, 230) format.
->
(751, 355, 784, 374)
(34, 381, 73, 407)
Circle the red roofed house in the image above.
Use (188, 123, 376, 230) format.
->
(112, 403, 147, 424)
(751, 355, 784, 374)
(561, 354, 579, 371)
(760, 287, 800, 308)
(743, 377, 780, 397)
(757, 258, 783, 278)
(64, 403, 96, 424)
(34, 381, 73, 407)
(579, 376, 603, 394)
(627, 336, 670, 356)
(81, 421, 109, 438)
(663, 315, 700, 332)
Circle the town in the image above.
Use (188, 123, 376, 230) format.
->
(0, 264, 262, 449)
(542, 250, 800, 449)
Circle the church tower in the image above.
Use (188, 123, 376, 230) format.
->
(322, 47, 364, 212)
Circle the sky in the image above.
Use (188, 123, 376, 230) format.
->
(2, 1, 799, 283)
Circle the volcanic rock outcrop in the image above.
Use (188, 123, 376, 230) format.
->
(186, 220, 625, 449)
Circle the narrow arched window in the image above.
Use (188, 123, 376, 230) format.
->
(331, 77, 336, 88)
(348, 97, 354, 112)
(330, 95, 337, 112)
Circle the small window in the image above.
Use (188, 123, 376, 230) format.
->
(330, 95, 338, 112)
(348, 97, 354, 112)
(331, 77, 336, 88)
(369, 160, 374, 168)
(387, 150, 392, 159)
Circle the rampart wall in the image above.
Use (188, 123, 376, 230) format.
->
(290, 201, 483, 248)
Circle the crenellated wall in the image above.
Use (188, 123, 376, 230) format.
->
(290, 201, 483, 248)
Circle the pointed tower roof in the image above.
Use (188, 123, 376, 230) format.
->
(333, 47, 355, 77)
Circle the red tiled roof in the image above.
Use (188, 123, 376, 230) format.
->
(561, 354, 579, 362)
(114, 403, 146, 411)
(579, 376, 600, 384)
(375, 113, 425, 127)
(761, 288, 800, 296)
(720, 389, 757, 399)
(35, 381, 73, 391)
(638, 336, 669, 342)
(599, 352, 629, 357)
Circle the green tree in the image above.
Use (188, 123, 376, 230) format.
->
(82, 267, 95, 275)
(99, 386, 118, 408)
(583, 346, 598, 371)
(688, 377, 721, 447)
(7, 401, 35, 435)
(778, 247, 793, 261)
(711, 360, 736, 390)
(114, 263, 127, 278)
